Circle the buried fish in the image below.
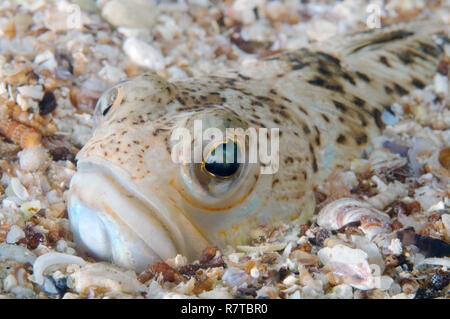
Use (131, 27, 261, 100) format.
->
(68, 21, 448, 271)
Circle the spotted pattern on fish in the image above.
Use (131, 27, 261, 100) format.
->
(70, 21, 448, 268)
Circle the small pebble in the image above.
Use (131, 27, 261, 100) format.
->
(101, 0, 157, 28)
(39, 91, 57, 115)
(7, 178, 29, 200)
(19, 145, 49, 172)
(17, 85, 44, 100)
(6, 225, 26, 244)
(123, 37, 166, 70)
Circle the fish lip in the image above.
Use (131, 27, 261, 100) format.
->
(68, 158, 184, 270)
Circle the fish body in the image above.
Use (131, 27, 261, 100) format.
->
(68, 21, 448, 271)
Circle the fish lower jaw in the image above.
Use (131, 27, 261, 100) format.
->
(67, 170, 180, 272)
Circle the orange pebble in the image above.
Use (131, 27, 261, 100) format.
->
(0, 119, 41, 148)
(438, 148, 450, 171)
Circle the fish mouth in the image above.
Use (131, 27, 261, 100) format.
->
(67, 160, 201, 272)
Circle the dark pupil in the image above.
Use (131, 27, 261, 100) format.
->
(102, 104, 113, 116)
(102, 90, 118, 116)
(204, 141, 240, 178)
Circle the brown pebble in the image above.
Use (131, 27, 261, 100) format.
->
(428, 212, 441, 223)
(199, 246, 218, 264)
(178, 264, 201, 277)
(137, 269, 155, 283)
(309, 228, 329, 247)
(438, 148, 450, 171)
(391, 220, 404, 230)
(390, 200, 408, 217)
(0, 119, 41, 148)
(150, 262, 180, 282)
(385, 254, 399, 267)
(39, 91, 57, 115)
(296, 242, 312, 253)
(314, 189, 327, 204)
(27, 232, 45, 249)
(407, 201, 421, 215)
(437, 59, 449, 76)
(192, 272, 214, 294)
(49, 147, 74, 162)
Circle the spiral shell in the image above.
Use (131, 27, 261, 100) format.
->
(317, 198, 391, 239)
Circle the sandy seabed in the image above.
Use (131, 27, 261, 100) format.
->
(0, 0, 448, 299)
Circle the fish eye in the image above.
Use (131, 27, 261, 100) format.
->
(177, 127, 259, 207)
(93, 87, 124, 128)
(202, 140, 240, 178)
(101, 87, 121, 116)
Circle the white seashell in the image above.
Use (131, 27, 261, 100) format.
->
(34, 50, 57, 73)
(9, 286, 35, 298)
(414, 185, 445, 212)
(282, 274, 297, 285)
(366, 181, 408, 210)
(2, 197, 20, 209)
(17, 85, 44, 100)
(46, 189, 62, 205)
(3, 274, 18, 292)
(300, 285, 322, 298)
(7, 178, 29, 201)
(388, 238, 403, 255)
(231, 0, 260, 25)
(6, 225, 26, 244)
(172, 278, 195, 295)
(318, 245, 374, 290)
(33, 253, 87, 286)
(414, 257, 450, 269)
(123, 38, 166, 70)
(397, 211, 427, 230)
(377, 275, 394, 291)
(236, 242, 286, 253)
(368, 149, 408, 172)
(70, 263, 143, 294)
(317, 198, 391, 239)
(306, 18, 338, 42)
(221, 267, 250, 288)
(371, 175, 387, 193)
(101, 0, 157, 28)
(250, 266, 260, 279)
(352, 235, 385, 272)
(165, 254, 187, 269)
(389, 283, 402, 296)
(19, 145, 49, 172)
(328, 284, 353, 299)
(282, 241, 294, 257)
(98, 63, 127, 85)
(433, 73, 448, 96)
(350, 158, 371, 174)
(0, 243, 36, 264)
(19, 200, 42, 220)
(288, 290, 301, 299)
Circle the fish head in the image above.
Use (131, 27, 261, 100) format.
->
(68, 74, 277, 271)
